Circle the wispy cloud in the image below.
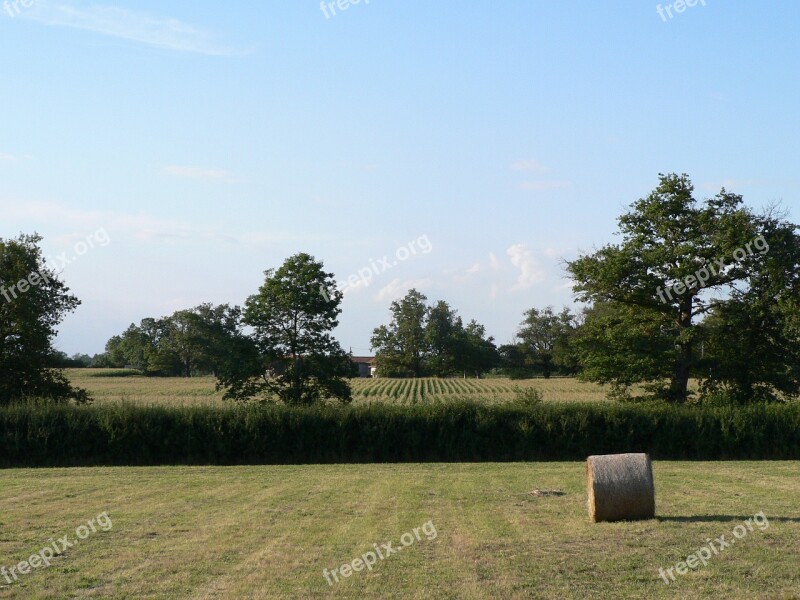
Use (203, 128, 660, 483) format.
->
(163, 165, 234, 182)
(21, 1, 250, 56)
(454, 252, 504, 281)
(511, 159, 551, 174)
(375, 278, 433, 303)
(507, 243, 545, 290)
(0, 153, 32, 161)
(518, 180, 573, 191)
(0, 200, 315, 247)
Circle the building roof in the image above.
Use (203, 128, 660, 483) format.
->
(350, 356, 376, 363)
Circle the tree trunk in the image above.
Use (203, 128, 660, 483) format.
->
(668, 297, 694, 403)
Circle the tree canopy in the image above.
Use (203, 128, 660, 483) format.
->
(567, 173, 800, 403)
(216, 253, 352, 405)
(0, 233, 87, 404)
(371, 289, 498, 377)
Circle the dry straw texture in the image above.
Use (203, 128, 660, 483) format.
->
(586, 453, 655, 523)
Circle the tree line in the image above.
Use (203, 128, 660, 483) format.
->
(2, 173, 799, 406)
(93, 293, 584, 381)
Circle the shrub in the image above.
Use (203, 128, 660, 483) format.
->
(2, 401, 800, 467)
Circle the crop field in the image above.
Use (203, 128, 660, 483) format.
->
(1, 461, 797, 599)
(349, 377, 608, 404)
(65, 370, 612, 406)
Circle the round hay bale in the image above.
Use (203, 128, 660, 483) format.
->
(586, 453, 655, 523)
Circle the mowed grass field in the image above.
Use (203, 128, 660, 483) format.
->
(3, 374, 796, 597)
(1, 462, 798, 599)
(65, 369, 612, 406)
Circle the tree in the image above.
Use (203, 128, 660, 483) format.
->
(101, 335, 127, 368)
(217, 253, 352, 405)
(372, 290, 498, 378)
(424, 300, 460, 376)
(573, 301, 675, 399)
(112, 318, 173, 375)
(698, 214, 800, 403)
(455, 319, 499, 378)
(498, 343, 532, 379)
(100, 304, 246, 377)
(49, 352, 92, 368)
(516, 306, 577, 379)
(371, 289, 429, 377)
(0, 233, 88, 404)
(160, 304, 243, 377)
(568, 173, 798, 402)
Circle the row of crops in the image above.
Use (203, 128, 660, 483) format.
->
(349, 377, 532, 405)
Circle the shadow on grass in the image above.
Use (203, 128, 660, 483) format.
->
(658, 515, 800, 523)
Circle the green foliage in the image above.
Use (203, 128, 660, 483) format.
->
(0, 233, 88, 405)
(575, 301, 675, 394)
(4, 400, 800, 466)
(217, 253, 352, 405)
(511, 386, 543, 407)
(81, 369, 143, 378)
(372, 289, 429, 377)
(697, 213, 800, 403)
(503, 306, 580, 378)
(568, 173, 800, 403)
(372, 290, 498, 377)
(101, 304, 245, 377)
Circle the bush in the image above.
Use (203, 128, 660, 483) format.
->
(512, 387, 543, 407)
(2, 401, 800, 467)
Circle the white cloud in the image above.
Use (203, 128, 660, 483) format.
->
(21, 2, 250, 56)
(506, 243, 545, 290)
(511, 159, 551, 174)
(163, 165, 233, 182)
(374, 278, 432, 303)
(518, 180, 573, 191)
(451, 252, 506, 284)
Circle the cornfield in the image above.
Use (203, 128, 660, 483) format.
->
(66, 370, 611, 406)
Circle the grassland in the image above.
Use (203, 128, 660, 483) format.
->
(3, 373, 796, 597)
(66, 369, 612, 406)
(1, 462, 798, 599)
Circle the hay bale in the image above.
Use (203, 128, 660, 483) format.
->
(586, 453, 655, 523)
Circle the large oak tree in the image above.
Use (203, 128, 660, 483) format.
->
(568, 173, 799, 403)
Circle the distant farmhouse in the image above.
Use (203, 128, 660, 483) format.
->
(350, 356, 377, 378)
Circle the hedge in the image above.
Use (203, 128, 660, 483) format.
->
(1, 401, 799, 467)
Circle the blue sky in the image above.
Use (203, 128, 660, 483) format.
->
(1, 0, 798, 355)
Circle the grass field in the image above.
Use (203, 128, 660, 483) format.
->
(1, 462, 798, 599)
(65, 369, 613, 406)
(4, 373, 796, 597)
